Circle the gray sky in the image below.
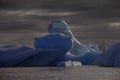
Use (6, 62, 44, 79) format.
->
(0, 0, 120, 45)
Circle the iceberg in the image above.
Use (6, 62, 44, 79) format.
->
(93, 42, 120, 67)
(47, 20, 101, 65)
(0, 19, 119, 67)
(48, 20, 90, 56)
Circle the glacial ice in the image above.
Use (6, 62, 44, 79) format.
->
(0, 20, 120, 67)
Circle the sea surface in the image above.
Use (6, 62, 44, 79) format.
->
(0, 66, 120, 80)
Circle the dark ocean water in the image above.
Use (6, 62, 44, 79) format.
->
(0, 0, 120, 47)
(0, 66, 120, 80)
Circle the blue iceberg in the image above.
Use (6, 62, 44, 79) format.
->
(47, 20, 101, 65)
(48, 20, 91, 56)
(0, 19, 120, 67)
(93, 42, 120, 67)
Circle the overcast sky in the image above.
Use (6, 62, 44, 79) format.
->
(0, 0, 120, 45)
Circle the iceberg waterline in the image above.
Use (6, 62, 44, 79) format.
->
(0, 20, 120, 67)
